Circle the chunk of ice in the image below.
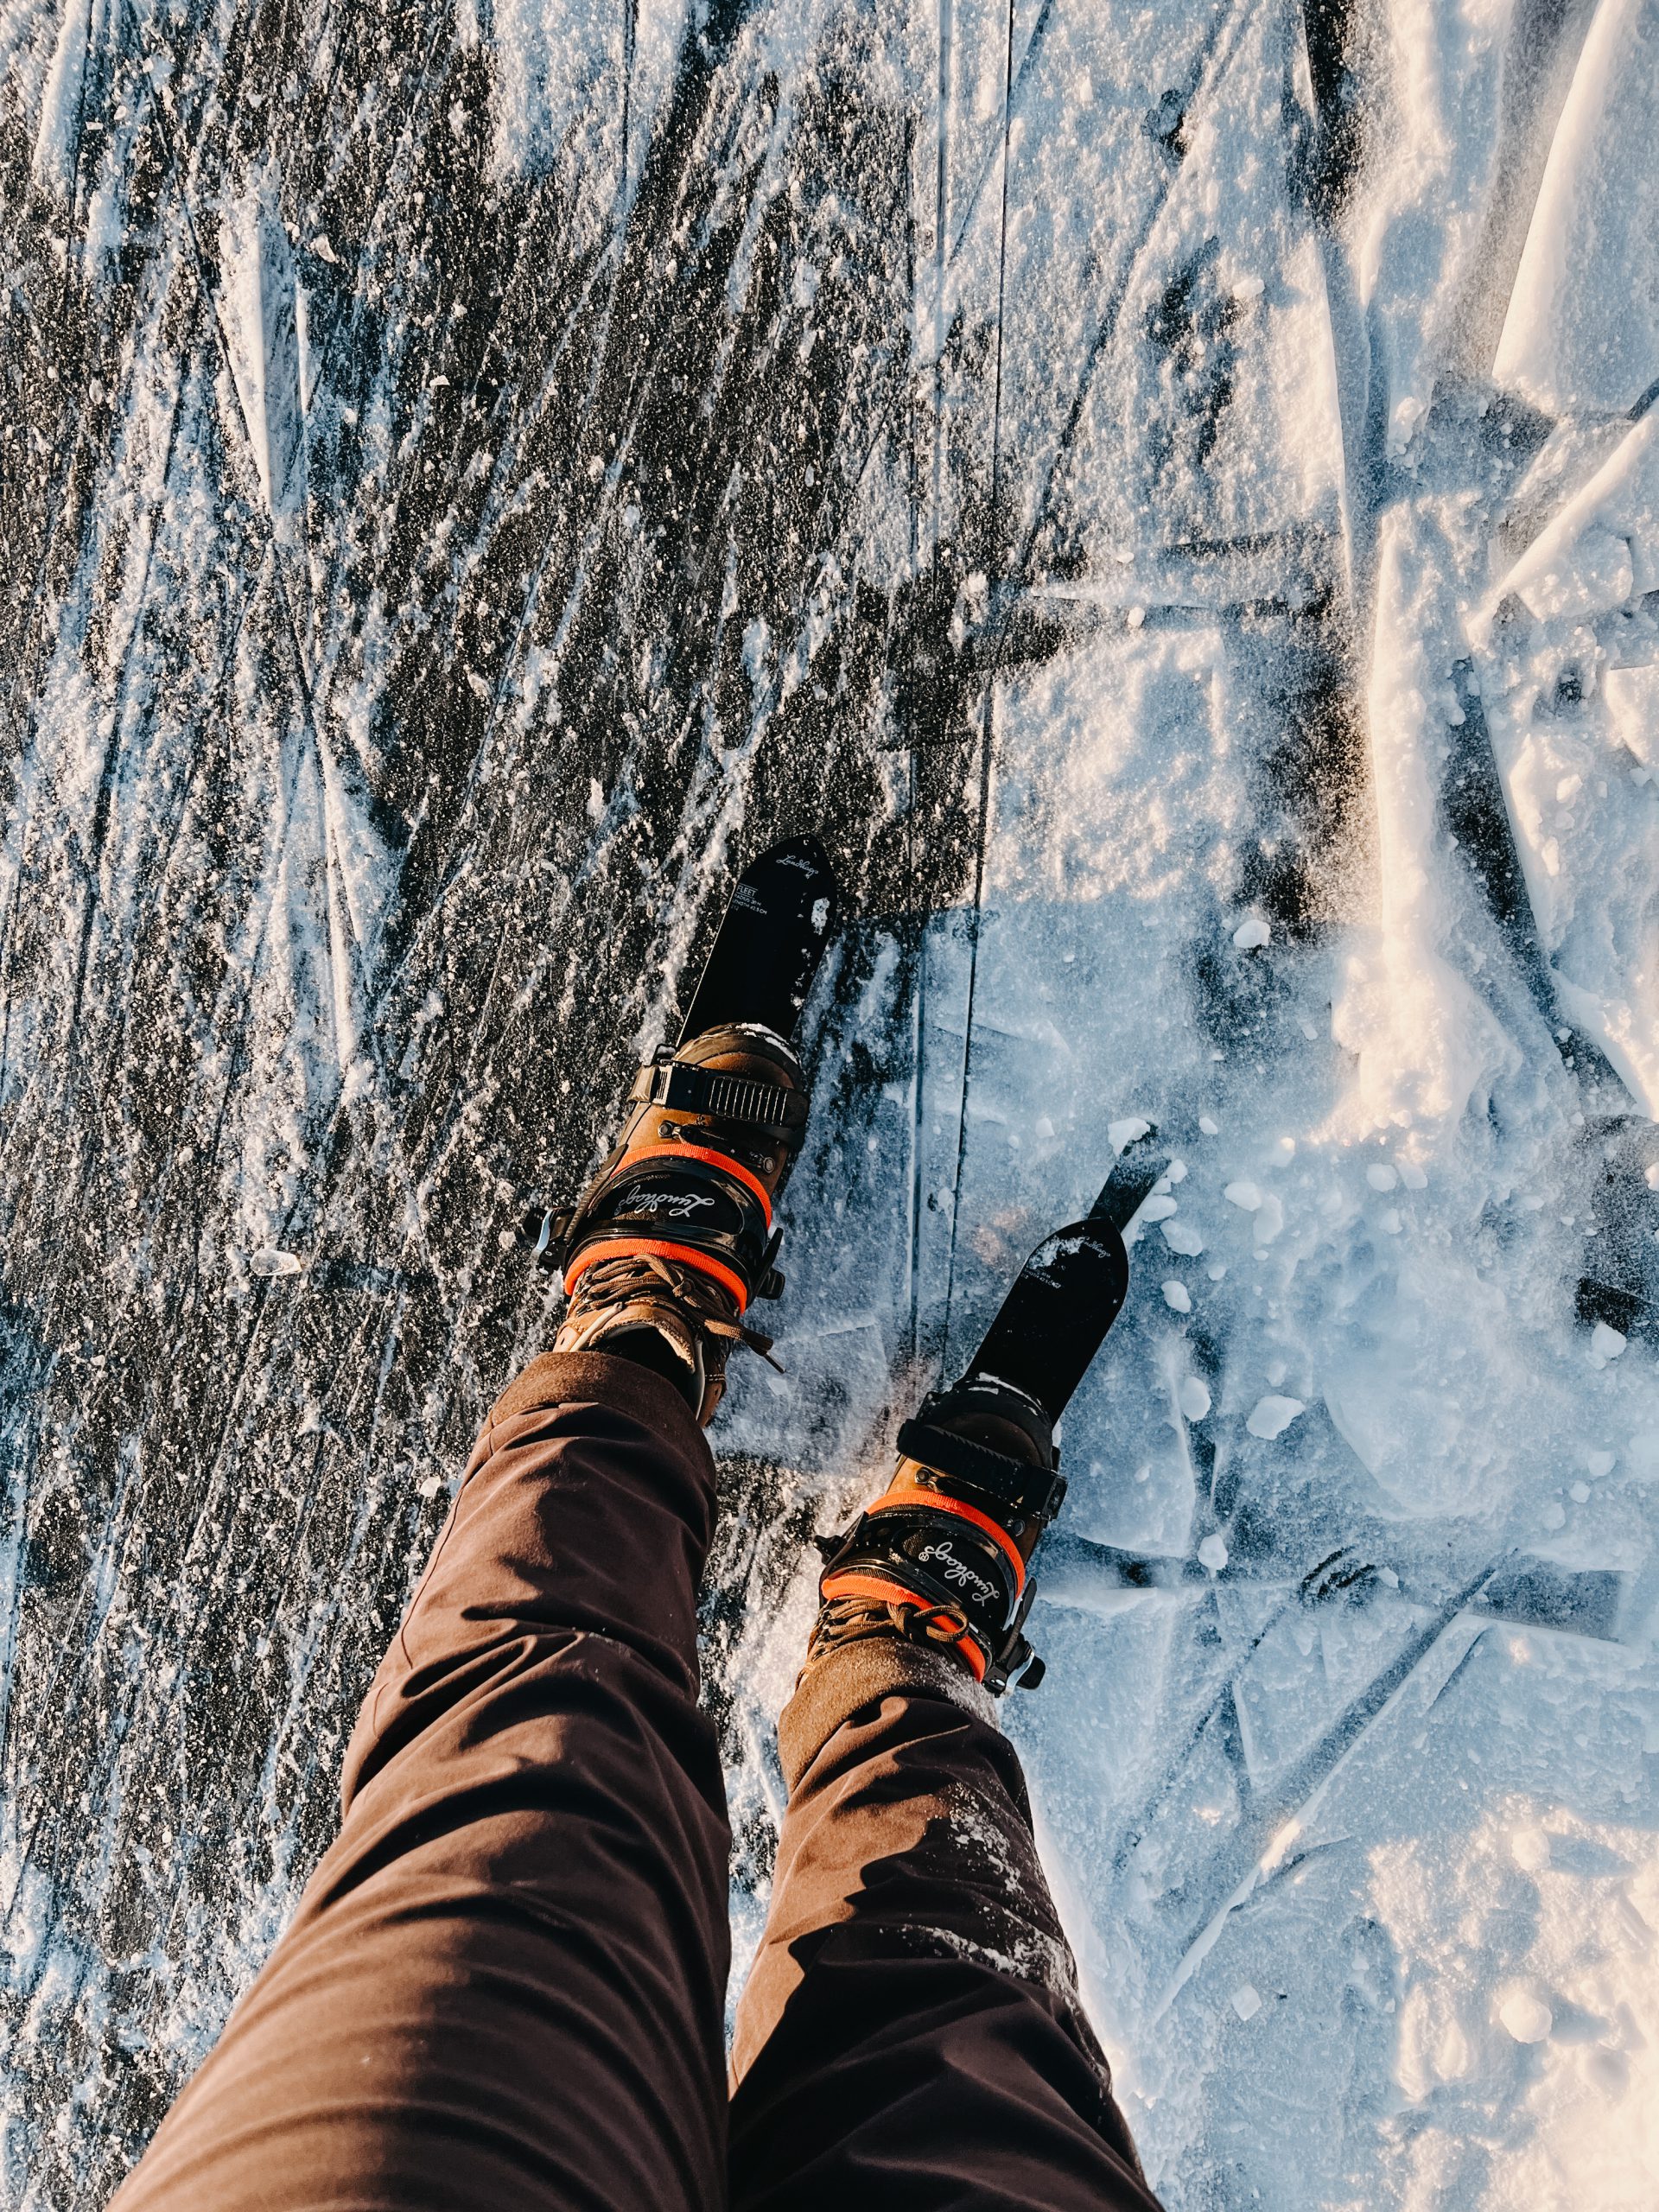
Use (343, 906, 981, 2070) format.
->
(1510, 1827, 1551, 1872)
(248, 1249, 302, 1279)
(1497, 1989, 1553, 2044)
(1253, 1193, 1286, 1247)
(1179, 1377, 1211, 1422)
(1247, 1395, 1306, 1440)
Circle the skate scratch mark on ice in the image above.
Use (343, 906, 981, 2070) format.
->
(5, 1018, 433, 1842)
(1, 263, 120, 743)
(0, 1429, 147, 1916)
(380, 239, 613, 865)
(270, 0, 455, 516)
(1017, 0, 1250, 583)
(68, 876, 455, 1754)
(134, 84, 385, 1078)
(54, 0, 99, 310)
(930, 0, 954, 535)
(937, 0, 1056, 276)
(0, 1283, 288, 1942)
(780, 0, 1073, 561)
(619, 0, 638, 213)
(760, 0, 1123, 588)
(4, 10, 228, 754)
(389, 36, 748, 976)
(939, 0, 1020, 1368)
(226, 87, 602, 1089)
(0, 226, 188, 1103)
(905, 0, 957, 1360)
(3, 0, 108, 722)
(0, 1352, 58, 1733)
(66, 369, 191, 1039)
(208, 1349, 408, 1908)
(1147, 1605, 1491, 2022)
(937, 0, 1249, 1362)
(0, 1383, 54, 1835)
(412, 254, 625, 1062)
(17, 1262, 432, 1958)
(363, 149, 620, 745)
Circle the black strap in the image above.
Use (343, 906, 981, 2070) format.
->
(817, 1510, 1046, 1695)
(894, 1419, 1067, 1525)
(631, 1059, 809, 1138)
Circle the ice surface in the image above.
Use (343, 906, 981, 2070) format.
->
(1493, 0, 1659, 415)
(3, 0, 1659, 2208)
(1476, 408, 1659, 1111)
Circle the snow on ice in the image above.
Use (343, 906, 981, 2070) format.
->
(2, 0, 1658, 2207)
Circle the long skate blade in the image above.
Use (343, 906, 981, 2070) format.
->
(1088, 1123, 1168, 1233)
(961, 1218, 1130, 1425)
(677, 835, 842, 1046)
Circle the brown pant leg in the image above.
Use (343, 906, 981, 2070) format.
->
(111, 1352, 731, 2212)
(728, 1640, 1161, 2212)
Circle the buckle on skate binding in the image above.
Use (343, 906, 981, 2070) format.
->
(984, 1582, 1046, 1694)
(525, 1206, 575, 1269)
(521, 1138, 787, 1306)
(894, 1410, 1067, 1529)
(629, 1058, 810, 1142)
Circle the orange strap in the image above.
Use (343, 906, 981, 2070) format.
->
(620, 1140, 773, 1223)
(818, 1569, 989, 1682)
(865, 1482, 1027, 1591)
(563, 1237, 748, 1311)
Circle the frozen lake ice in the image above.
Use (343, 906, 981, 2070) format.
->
(3, 0, 1657, 2202)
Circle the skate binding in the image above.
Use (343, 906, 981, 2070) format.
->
(811, 1372, 1064, 1694)
(528, 1020, 812, 1424)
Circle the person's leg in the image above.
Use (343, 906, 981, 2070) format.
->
(112, 1351, 731, 2212)
(728, 1637, 1159, 2211)
(729, 1332, 1162, 2212)
(728, 1637, 1160, 2211)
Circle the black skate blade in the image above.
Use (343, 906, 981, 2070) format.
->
(1087, 1122, 1168, 1233)
(960, 1217, 1130, 1427)
(950, 1128, 1165, 1423)
(677, 835, 842, 1046)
